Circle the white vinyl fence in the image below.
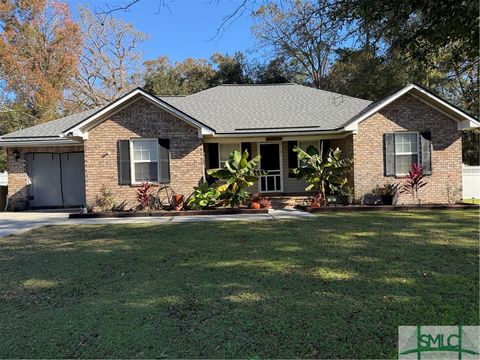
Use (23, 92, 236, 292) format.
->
(0, 171, 7, 186)
(462, 165, 480, 199)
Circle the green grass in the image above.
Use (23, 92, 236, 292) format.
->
(0, 210, 478, 358)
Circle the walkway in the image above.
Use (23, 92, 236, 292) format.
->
(0, 208, 312, 237)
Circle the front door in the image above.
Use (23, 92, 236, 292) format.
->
(258, 143, 282, 192)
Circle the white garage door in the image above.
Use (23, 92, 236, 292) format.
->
(27, 153, 86, 208)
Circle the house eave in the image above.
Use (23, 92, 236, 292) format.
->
(63, 88, 215, 139)
(343, 83, 480, 132)
(0, 137, 83, 147)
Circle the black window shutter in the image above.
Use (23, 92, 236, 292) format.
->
(158, 138, 170, 183)
(287, 141, 298, 178)
(117, 140, 131, 185)
(420, 131, 432, 175)
(207, 143, 219, 168)
(384, 133, 396, 176)
(241, 142, 252, 160)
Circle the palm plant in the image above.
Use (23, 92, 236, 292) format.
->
(207, 149, 265, 207)
(291, 144, 353, 206)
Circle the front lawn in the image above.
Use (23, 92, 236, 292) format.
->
(0, 210, 478, 358)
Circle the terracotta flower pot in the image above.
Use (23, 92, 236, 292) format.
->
(173, 194, 184, 211)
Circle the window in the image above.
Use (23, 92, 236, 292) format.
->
(394, 132, 418, 175)
(130, 139, 159, 183)
(218, 143, 240, 167)
(297, 140, 320, 167)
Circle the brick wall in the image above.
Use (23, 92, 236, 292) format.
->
(353, 94, 462, 204)
(7, 145, 83, 210)
(84, 99, 205, 207)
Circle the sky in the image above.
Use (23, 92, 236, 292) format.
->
(66, 0, 259, 63)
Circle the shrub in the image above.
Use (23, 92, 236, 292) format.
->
(95, 186, 115, 212)
(111, 200, 128, 212)
(372, 183, 399, 196)
(136, 182, 153, 210)
(187, 182, 220, 209)
(401, 163, 427, 205)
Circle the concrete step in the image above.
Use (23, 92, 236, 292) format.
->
(266, 195, 309, 208)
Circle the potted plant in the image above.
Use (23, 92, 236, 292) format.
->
(250, 192, 272, 209)
(250, 193, 261, 209)
(327, 185, 353, 206)
(172, 193, 184, 211)
(259, 196, 272, 209)
(377, 183, 399, 205)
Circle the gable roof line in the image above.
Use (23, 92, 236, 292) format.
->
(343, 83, 480, 131)
(63, 87, 215, 137)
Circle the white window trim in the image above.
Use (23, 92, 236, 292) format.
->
(218, 142, 241, 167)
(394, 131, 419, 176)
(129, 138, 160, 184)
(297, 140, 321, 168)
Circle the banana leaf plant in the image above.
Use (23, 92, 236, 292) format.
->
(291, 144, 353, 207)
(207, 149, 266, 207)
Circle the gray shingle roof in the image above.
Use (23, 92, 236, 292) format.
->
(160, 83, 372, 133)
(1, 108, 98, 139)
(1, 84, 373, 142)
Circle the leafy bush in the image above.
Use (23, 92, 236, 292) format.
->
(95, 186, 115, 212)
(291, 145, 352, 206)
(207, 149, 265, 208)
(111, 200, 128, 212)
(136, 182, 153, 210)
(372, 183, 399, 196)
(401, 163, 427, 205)
(187, 182, 220, 209)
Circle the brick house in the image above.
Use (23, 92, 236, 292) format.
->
(0, 83, 478, 210)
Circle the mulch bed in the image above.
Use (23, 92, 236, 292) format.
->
(69, 207, 269, 219)
(295, 204, 480, 213)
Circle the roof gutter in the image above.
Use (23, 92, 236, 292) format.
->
(209, 128, 350, 138)
(0, 137, 83, 147)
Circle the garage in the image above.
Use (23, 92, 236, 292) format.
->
(26, 152, 85, 208)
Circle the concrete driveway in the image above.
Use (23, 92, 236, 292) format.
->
(0, 208, 312, 237)
(0, 211, 72, 237)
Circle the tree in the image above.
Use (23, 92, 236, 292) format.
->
(251, 57, 299, 84)
(252, 0, 344, 88)
(211, 52, 251, 84)
(331, 0, 479, 66)
(0, 93, 36, 171)
(144, 56, 215, 95)
(67, 6, 148, 111)
(325, 49, 408, 100)
(0, 0, 82, 122)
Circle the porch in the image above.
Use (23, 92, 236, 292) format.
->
(203, 134, 354, 195)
